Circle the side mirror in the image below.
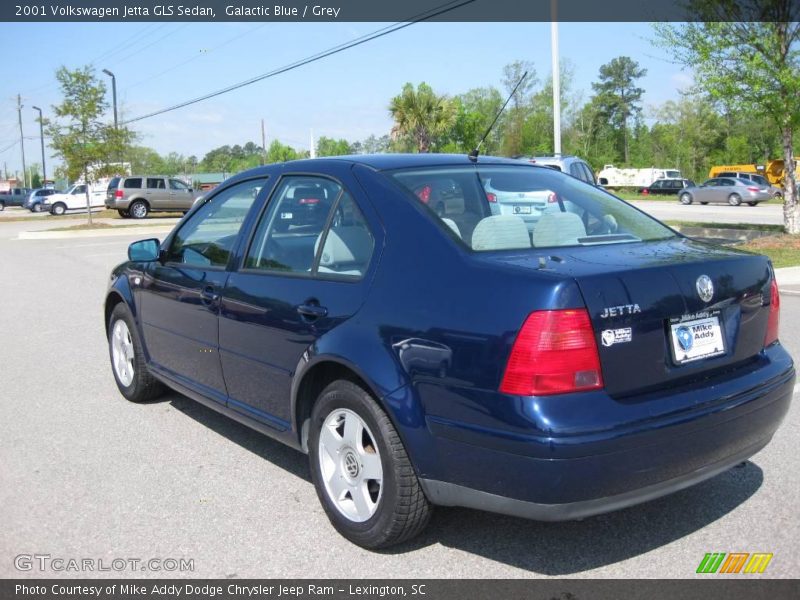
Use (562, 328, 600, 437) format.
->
(128, 238, 161, 262)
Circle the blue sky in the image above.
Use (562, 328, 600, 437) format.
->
(0, 21, 691, 175)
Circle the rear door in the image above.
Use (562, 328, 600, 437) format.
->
(219, 169, 380, 427)
(146, 177, 170, 209)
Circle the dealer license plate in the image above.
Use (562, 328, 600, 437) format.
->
(669, 312, 726, 364)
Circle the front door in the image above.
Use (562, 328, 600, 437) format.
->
(138, 177, 268, 400)
(219, 172, 378, 428)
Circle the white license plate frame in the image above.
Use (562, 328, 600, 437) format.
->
(669, 311, 726, 365)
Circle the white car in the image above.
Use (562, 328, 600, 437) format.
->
(48, 184, 106, 215)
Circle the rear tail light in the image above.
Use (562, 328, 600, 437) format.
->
(764, 277, 780, 346)
(115, 189, 123, 198)
(547, 192, 558, 203)
(486, 192, 497, 203)
(642, 189, 649, 195)
(747, 186, 760, 193)
(500, 309, 604, 396)
(298, 197, 320, 205)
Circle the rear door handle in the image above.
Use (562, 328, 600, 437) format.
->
(297, 303, 328, 319)
(200, 285, 220, 306)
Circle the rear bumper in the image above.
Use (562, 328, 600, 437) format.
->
(422, 436, 768, 521)
(416, 344, 793, 519)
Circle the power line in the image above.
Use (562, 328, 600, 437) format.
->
(123, 0, 475, 125)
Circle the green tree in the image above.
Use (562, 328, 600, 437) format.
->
(389, 82, 456, 153)
(444, 87, 504, 154)
(591, 56, 647, 164)
(500, 60, 537, 156)
(266, 140, 298, 163)
(655, 3, 800, 232)
(45, 66, 134, 224)
(316, 137, 352, 157)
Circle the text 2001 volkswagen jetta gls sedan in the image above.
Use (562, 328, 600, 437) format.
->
(104, 154, 794, 548)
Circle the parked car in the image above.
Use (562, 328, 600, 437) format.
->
(0, 187, 31, 210)
(639, 178, 695, 196)
(23, 188, 60, 212)
(48, 184, 106, 215)
(679, 177, 773, 206)
(105, 154, 792, 549)
(716, 171, 783, 198)
(516, 155, 597, 185)
(111, 176, 200, 218)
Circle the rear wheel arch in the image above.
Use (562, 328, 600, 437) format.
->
(292, 358, 395, 453)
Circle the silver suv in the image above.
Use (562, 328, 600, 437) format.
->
(515, 155, 597, 185)
(109, 176, 200, 218)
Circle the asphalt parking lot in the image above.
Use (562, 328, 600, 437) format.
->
(1, 217, 798, 579)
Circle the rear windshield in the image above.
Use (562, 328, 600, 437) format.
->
(389, 165, 674, 251)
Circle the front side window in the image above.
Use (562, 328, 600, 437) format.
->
(73, 185, 87, 195)
(165, 178, 267, 268)
(245, 176, 373, 278)
(169, 179, 190, 191)
(390, 165, 674, 251)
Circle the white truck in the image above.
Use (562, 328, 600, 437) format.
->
(47, 183, 107, 215)
(597, 165, 683, 189)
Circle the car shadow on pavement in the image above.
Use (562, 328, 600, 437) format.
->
(395, 462, 764, 574)
(164, 391, 763, 575)
(167, 393, 312, 482)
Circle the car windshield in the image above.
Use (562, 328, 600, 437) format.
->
(389, 165, 674, 251)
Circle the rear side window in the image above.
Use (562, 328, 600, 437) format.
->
(245, 176, 373, 279)
(390, 166, 674, 251)
(147, 178, 166, 189)
(124, 178, 142, 189)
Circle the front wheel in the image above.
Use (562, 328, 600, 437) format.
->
(51, 202, 67, 216)
(108, 303, 164, 402)
(32, 203, 43, 213)
(680, 193, 693, 205)
(129, 200, 149, 219)
(747, 201, 758, 206)
(309, 380, 432, 549)
(700, 202, 709, 205)
(728, 193, 742, 206)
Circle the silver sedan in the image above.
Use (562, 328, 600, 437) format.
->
(678, 177, 773, 206)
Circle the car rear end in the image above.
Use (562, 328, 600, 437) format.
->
(387, 162, 793, 519)
(484, 177, 555, 231)
(105, 177, 121, 209)
(735, 178, 772, 204)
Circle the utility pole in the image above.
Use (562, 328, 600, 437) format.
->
(32, 106, 46, 186)
(550, 0, 562, 156)
(17, 94, 27, 188)
(261, 119, 267, 165)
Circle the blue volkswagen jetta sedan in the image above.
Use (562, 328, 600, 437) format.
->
(104, 154, 794, 548)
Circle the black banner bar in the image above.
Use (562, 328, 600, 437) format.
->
(3, 580, 800, 600)
(2, 0, 796, 23)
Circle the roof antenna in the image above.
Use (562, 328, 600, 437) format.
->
(468, 70, 528, 163)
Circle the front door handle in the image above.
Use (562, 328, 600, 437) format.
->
(200, 285, 219, 306)
(297, 303, 328, 320)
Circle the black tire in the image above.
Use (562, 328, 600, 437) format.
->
(747, 201, 758, 206)
(108, 303, 165, 403)
(117, 209, 130, 218)
(679, 193, 692, 205)
(32, 203, 43, 213)
(728, 193, 742, 206)
(0, 200, 5, 211)
(51, 202, 67, 216)
(308, 380, 432, 549)
(700, 202, 709, 205)
(129, 200, 149, 219)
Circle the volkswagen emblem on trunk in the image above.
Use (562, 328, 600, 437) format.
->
(696, 275, 714, 303)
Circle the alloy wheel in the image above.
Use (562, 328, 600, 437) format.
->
(111, 319, 135, 387)
(318, 408, 383, 523)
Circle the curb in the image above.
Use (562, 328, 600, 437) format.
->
(17, 226, 174, 240)
(775, 266, 800, 287)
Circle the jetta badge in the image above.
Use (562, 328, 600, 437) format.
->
(696, 275, 714, 303)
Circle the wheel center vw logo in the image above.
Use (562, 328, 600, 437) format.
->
(343, 452, 359, 478)
(696, 275, 714, 303)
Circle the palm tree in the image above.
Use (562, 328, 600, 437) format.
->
(389, 83, 456, 153)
